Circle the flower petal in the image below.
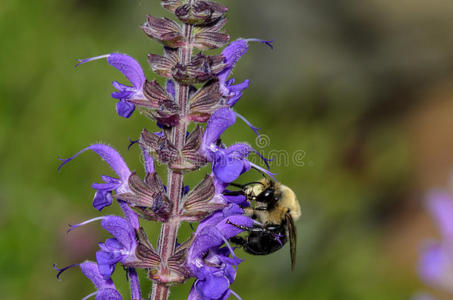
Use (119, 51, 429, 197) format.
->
(96, 288, 123, 300)
(197, 204, 244, 233)
(213, 155, 246, 183)
(203, 108, 236, 147)
(216, 215, 254, 239)
(197, 273, 230, 299)
(111, 81, 134, 99)
(218, 39, 272, 84)
(101, 216, 136, 250)
(224, 143, 252, 159)
(93, 190, 114, 211)
(106, 53, 145, 89)
(166, 79, 175, 99)
(126, 268, 141, 300)
(96, 250, 120, 279)
(140, 144, 155, 174)
(80, 261, 115, 290)
(59, 144, 131, 186)
(226, 80, 250, 106)
(76, 53, 145, 92)
(116, 100, 136, 118)
(118, 201, 140, 229)
(189, 227, 224, 259)
(218, 39, 249, 83)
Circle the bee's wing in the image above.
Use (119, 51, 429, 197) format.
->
(286, 212, 297, 271)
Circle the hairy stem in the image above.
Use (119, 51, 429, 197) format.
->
(150, 15, 194, 300)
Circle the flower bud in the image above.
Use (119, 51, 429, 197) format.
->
(172, 54, 225, 85)
(175, 1, 227, 26)
(161, 0, 184, 12)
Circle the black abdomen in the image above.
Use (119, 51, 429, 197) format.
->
(243, 225, 287, 255)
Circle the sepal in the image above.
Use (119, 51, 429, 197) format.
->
(114, 172, 172, 222)
(140, 129, 178, 164)
(181, 175, 225, 222)
(140, 127, 207, 172)
(133, 228, 160, 267)
(177, 125, 208, 171)
(188, 80, 224, 122)
(131, 81, 181, 126)
(193, 19, 229, 50)
(129, 80, 172, 109)
(142, 16, 184, 48)
(147, 47, 178, 78)
(193, 31, 230, 50)
(151, 235, 194, 284)
(144, 79, 174, 103)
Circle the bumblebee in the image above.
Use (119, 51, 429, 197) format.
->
(224, 179, 301, 271)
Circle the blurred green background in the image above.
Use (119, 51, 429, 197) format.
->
(2, 0, 453, 299)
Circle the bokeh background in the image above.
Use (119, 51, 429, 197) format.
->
(2, 0, 453, 299)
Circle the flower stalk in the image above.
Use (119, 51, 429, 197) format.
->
(152, 10, 195, 300)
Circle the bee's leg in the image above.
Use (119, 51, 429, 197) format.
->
(253, 206, 268, 211)
(226, 219, 253, 231)
(228, 182, 245, 188)
(226, 220, 281, 237)
(222, 190, 245, 196)
(226, 220, 268, 233)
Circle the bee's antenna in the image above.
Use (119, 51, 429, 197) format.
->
(246, 181, 265, 187)
(229, 182, 244, 188)
(248, 167, 265, 178)
(250, 163, 278, 182)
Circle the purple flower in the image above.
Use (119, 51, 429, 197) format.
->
(58, 144, 141, 229)
(212, 175, 248, 206)
(185, 176, 251, 299)
(418, 189, 453, 293)
(59, 144, 131, 210)
(66, 215, 138, 279)
(186, 204, 253, 300)
(76, 53, 146, 118)
(55, 261, 123, 300)
(215, 39, 273, 138)
(218, 39, 273, 107)
(201, 108, 274, 184)
(80, 261, 123, 300)
(96, 216, 138, 279)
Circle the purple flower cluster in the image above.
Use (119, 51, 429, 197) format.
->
(56, 1, 276, 300)
(414, 189, 453, 299)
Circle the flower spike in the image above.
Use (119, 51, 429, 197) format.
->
(60, 1, 282, 299)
